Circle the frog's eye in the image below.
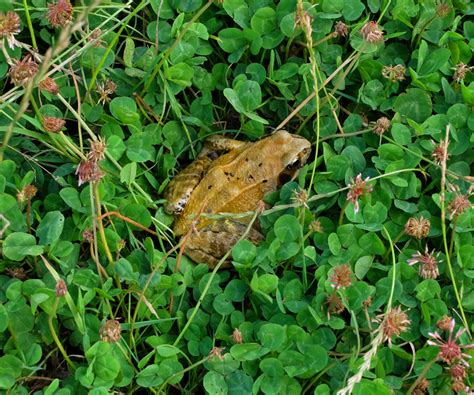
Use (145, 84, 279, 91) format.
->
(286, 158, 301, 170)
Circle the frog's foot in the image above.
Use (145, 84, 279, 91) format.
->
(183, 220, 263, 268)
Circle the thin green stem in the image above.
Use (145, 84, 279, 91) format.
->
(23, 0, 38, 49)
(382, 225, 396, 309)
(48, 298, 76, 370)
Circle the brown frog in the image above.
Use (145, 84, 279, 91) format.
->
(164, 130, 311, 267)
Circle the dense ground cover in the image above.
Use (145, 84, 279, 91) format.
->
(0, 0, 473, 393)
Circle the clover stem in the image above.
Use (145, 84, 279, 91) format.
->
(448, 214, 459, 259)
(48, 298, 76, 370)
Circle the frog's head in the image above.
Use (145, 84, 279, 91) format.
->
(272, 130, 311, 183)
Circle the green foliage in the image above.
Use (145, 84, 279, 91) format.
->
(0, 0, 473, 393)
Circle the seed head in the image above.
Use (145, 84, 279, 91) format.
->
(407, 247, 440, 279)
(411, 377, 430, 395)
(292, 188, 309, 208)
(47, 0, 73, 28)
(8, 55, 38, 86)
(363, 296, 372, 308)
(447, 193, 471, 218)
(43, 116, 65, 133)
(376, 306, 411, 346)
(373, 117, 391, 135)
(55, 279, 68, 297)
(330, 264, 353, 290)
(452, 63, 473, 83)
(208, 346, 225, 361)
(437, 315, 453, 332)
(451, 380, 468, 393)
(96, 79, 117, 104)
(87, 138, 107, 162)
(82, 228, 94, 243)
(333, 21, 348, 37)
(431, 139, 449, 164)
(346, 174, 373, 214)
(5, 267, 28, 280)
(404, 216, 430, 239)
(326, 293, 345, 315)
(0, 11, 21, 49)
(309, 219, 323, 233)
(360, 21, 384, 44)
(89, 28, 105, 47)
(39, 77, 59, 95)
(382, 64, 406, 82)
(100, 319, 121, 343)
(232, 328, 243, 344)
(75, 159, 104, 186)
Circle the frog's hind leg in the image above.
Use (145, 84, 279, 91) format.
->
(164, 156, 213, 215)
(183, 220, 263, 268)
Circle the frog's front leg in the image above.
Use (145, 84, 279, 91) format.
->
(183, 220, 263, 268)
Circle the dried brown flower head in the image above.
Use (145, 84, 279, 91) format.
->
(451, 380, 468, 394)
(292, 188, 308, 208)
(428, 319, 474, 366)
(330, 264, 353, 290)
(76, 160, 104, 186)
(377, 306, 411, 346)
(89, 28, 105, 47)
(47, 0, 73, 28)
(55, 279, 68, 297)
(333, 21, 348, 37)
(8, 55, 38, 86)
(363, 296, 372, 308)
(100, 319, 121, 343)
(96, 79, 117, 105)
(87, 138, 107, 162)
(437, 315, 453, 332)
(82, 228, 94, 243)
(412, 377, 430, 395)
(309, 219, 323, 233)
(405, 216, 430, 239)
(431, 139, 449, 164)
(39, 77, 59, 95)
(382, 64, 406, 82)
(17, 184, 38, 204)
(43, 116, 66, 133)
(373, 117, 391, 135)
(447, 193, 471, 218)
(326, 293, 345, 315)
(208, 346, 225, 361)
(452, 63, 473, 83)
(346, 173, 373, 214)
(0, 11, 21, 49)
(436, 2, 451, 17)
(407, 247, 440, 279)
(232, 328, 243, 344)
(360, 21, 384, 44)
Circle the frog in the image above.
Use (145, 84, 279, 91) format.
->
(164, 130, 311, 268)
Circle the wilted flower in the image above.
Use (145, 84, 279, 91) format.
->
(330, 264, 353, 290)
(292, 188, 308, 208)
(55, 279, 68, 297)
(451, 380, 468, 394)
(437, 315, 453, 332)
(382, 64, 406, 82)
(452, 63, 473, 83)
(447, 193, 471, 218)
(5, 267, 28, 280)
(450, 364, 467, 381)
(326, 293, 345, 315)
(42, 116, 65, 133)
(376, 306, 411, 346)
(427, 319, 474, 366)
(373, 117, 391, 135)
(232, 328, 243, 344)
(432, 139, 449, 164)
(96, 79, 117, 105)
(75, 159, 103, 186)
(47, 0, 73, 28)
(363, 296, 372, 308)
(87, 138, 107, 162)
(360, 21, 384, 44)
(39, 77, 59, 95)
(333, 21, 348, 37)
(346, 173, 373, 214)
(407, 247, 440, 279)
(436, 2, 451, 17)
(404, 216, 430, 239)
(208, 346, 225, 361)
(8, 55, 38, 86)
(0, 11, 21, 49)
(309, 219, 323, 233)
(89, 28, 105, 47)
(100, 319, 121, 342)
(82, 228, 94, 243)
(411, 377, 430, 395)
(17, 184, 38, 204)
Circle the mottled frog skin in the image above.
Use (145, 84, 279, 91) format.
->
(164, 130, 311, 267)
